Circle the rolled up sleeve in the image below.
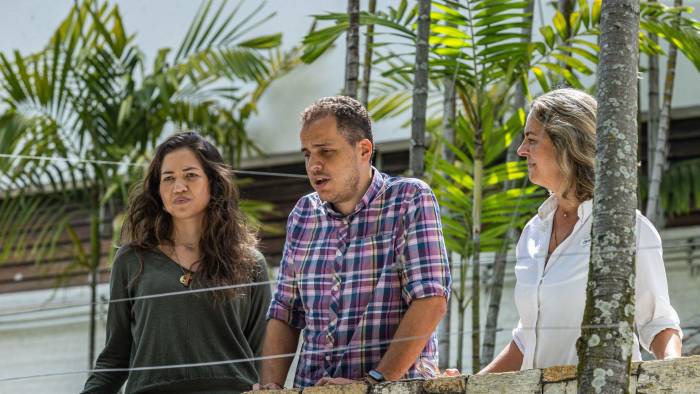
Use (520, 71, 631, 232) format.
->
(267, 210, 306, 330)
(399, 189, 451, 304)
(634, 214, 682, 351)
(512, 319, 526, 354)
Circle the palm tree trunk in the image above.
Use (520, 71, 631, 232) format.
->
(647, 0, 660, 181)
(456, 254, 468, 372)
(645, 0, 682, 226)
(438, 75, 456, 370)
(410, 0, 431, 178)
(558, 0, 574, 37)
(481, 0, 534, 365)
(558, 0, 574, 68)
(576, 1, 639, 392)
(344, 0, 360, 98)
(360, 0, 376, 108)
(471, 122, 483, 373)
(88, 189, 102, 368)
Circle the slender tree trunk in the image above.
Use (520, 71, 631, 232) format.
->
(360, 0, 376, 108)
(647, 0, 660, 180)
(410, 0, 431, 178)
(637, 64, 643, 210)
(558, 0, 575, 23)
(88, 190, 102, 368)
(442, 77, 457, 166)
(480, 107, 526, 365)
(471, 120, 483, 373)
(344, 0, 360, 98)
(577, 1, 639, 393)
(456, 254, 467, 372)
(558, 0, 575, 69)
(481, 0, 534, 365)
(645, 0, 682, 226)
(438, 75, 456, 370)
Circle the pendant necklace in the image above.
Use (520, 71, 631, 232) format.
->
(553, 209, 575, 248)
(171, 246, 193, 287)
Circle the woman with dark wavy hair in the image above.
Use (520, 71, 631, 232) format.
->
(83, 132, 271, 393)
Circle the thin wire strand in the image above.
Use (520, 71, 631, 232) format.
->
(0, 323, 697, 383)
(1, 241, 698, 319)
(0, 153, 309, 179)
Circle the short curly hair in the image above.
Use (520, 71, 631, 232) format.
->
(301, 96, 373, 151)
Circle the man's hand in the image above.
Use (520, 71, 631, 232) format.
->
(252, 382, 283, 391)
(440, 368, 461, 377)
(315, 377, 361, 386)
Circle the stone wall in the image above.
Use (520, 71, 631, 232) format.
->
(250, 356, 700, 394)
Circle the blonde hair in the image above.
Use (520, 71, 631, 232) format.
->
(529, 88, 597, 202)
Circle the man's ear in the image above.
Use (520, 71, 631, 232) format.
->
(358, 139, 373, 162)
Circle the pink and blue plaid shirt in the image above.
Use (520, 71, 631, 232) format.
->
(267, 168, 451, 387)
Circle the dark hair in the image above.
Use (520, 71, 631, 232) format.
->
(121, 131, 259, 300)
(530, 88, 597, 202)
(301, 95, 373, 151)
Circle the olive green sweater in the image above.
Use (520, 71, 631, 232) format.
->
(82, 246, 272, 394)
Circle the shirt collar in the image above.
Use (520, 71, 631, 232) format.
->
(323, 167, 384, 218)
(537, 194, 593, 221)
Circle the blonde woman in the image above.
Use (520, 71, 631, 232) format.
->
(481, 89, 682, 373)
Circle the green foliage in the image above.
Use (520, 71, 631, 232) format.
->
(0, 0, 295, 269)
(661, 159, 700, 215)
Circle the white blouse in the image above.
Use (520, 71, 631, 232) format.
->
(512, 196, 682, 370)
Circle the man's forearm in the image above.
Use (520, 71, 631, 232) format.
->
(374, 296, 447, 381)
(259, 319, 301, 386)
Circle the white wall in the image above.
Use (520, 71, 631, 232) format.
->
(0, 284, 109, 393)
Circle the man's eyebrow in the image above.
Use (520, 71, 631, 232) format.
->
(301, 143, 333, 152)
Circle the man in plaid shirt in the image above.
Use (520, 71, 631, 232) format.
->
(255, 96, 451, 389)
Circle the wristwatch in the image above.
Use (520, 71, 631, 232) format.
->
(365, 369, 386, 384)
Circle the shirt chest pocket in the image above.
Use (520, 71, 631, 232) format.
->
(339, 232, 400, 312)
(344, 231, 395, 270)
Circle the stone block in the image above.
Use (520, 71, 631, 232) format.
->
(542, 374, 637, 394)
(423, 376, 466, 394)
(636, 356, 700, 393)
(465, 369, 541, 394)
(243, 389, 300, 394)
(370, 379, 424, 394)
(542, 365, 576, 383)
(543, 381, 576, 394)
(303, 383, 368, 394)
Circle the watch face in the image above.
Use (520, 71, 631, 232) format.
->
(368, 369, 385, 382)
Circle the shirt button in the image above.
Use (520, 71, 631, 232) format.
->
(336, 249, 342, 257)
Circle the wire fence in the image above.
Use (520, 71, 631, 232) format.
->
(1, 241, 698, 319)
(0, 322, 696, 383)
(0, 151, 698, 385)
